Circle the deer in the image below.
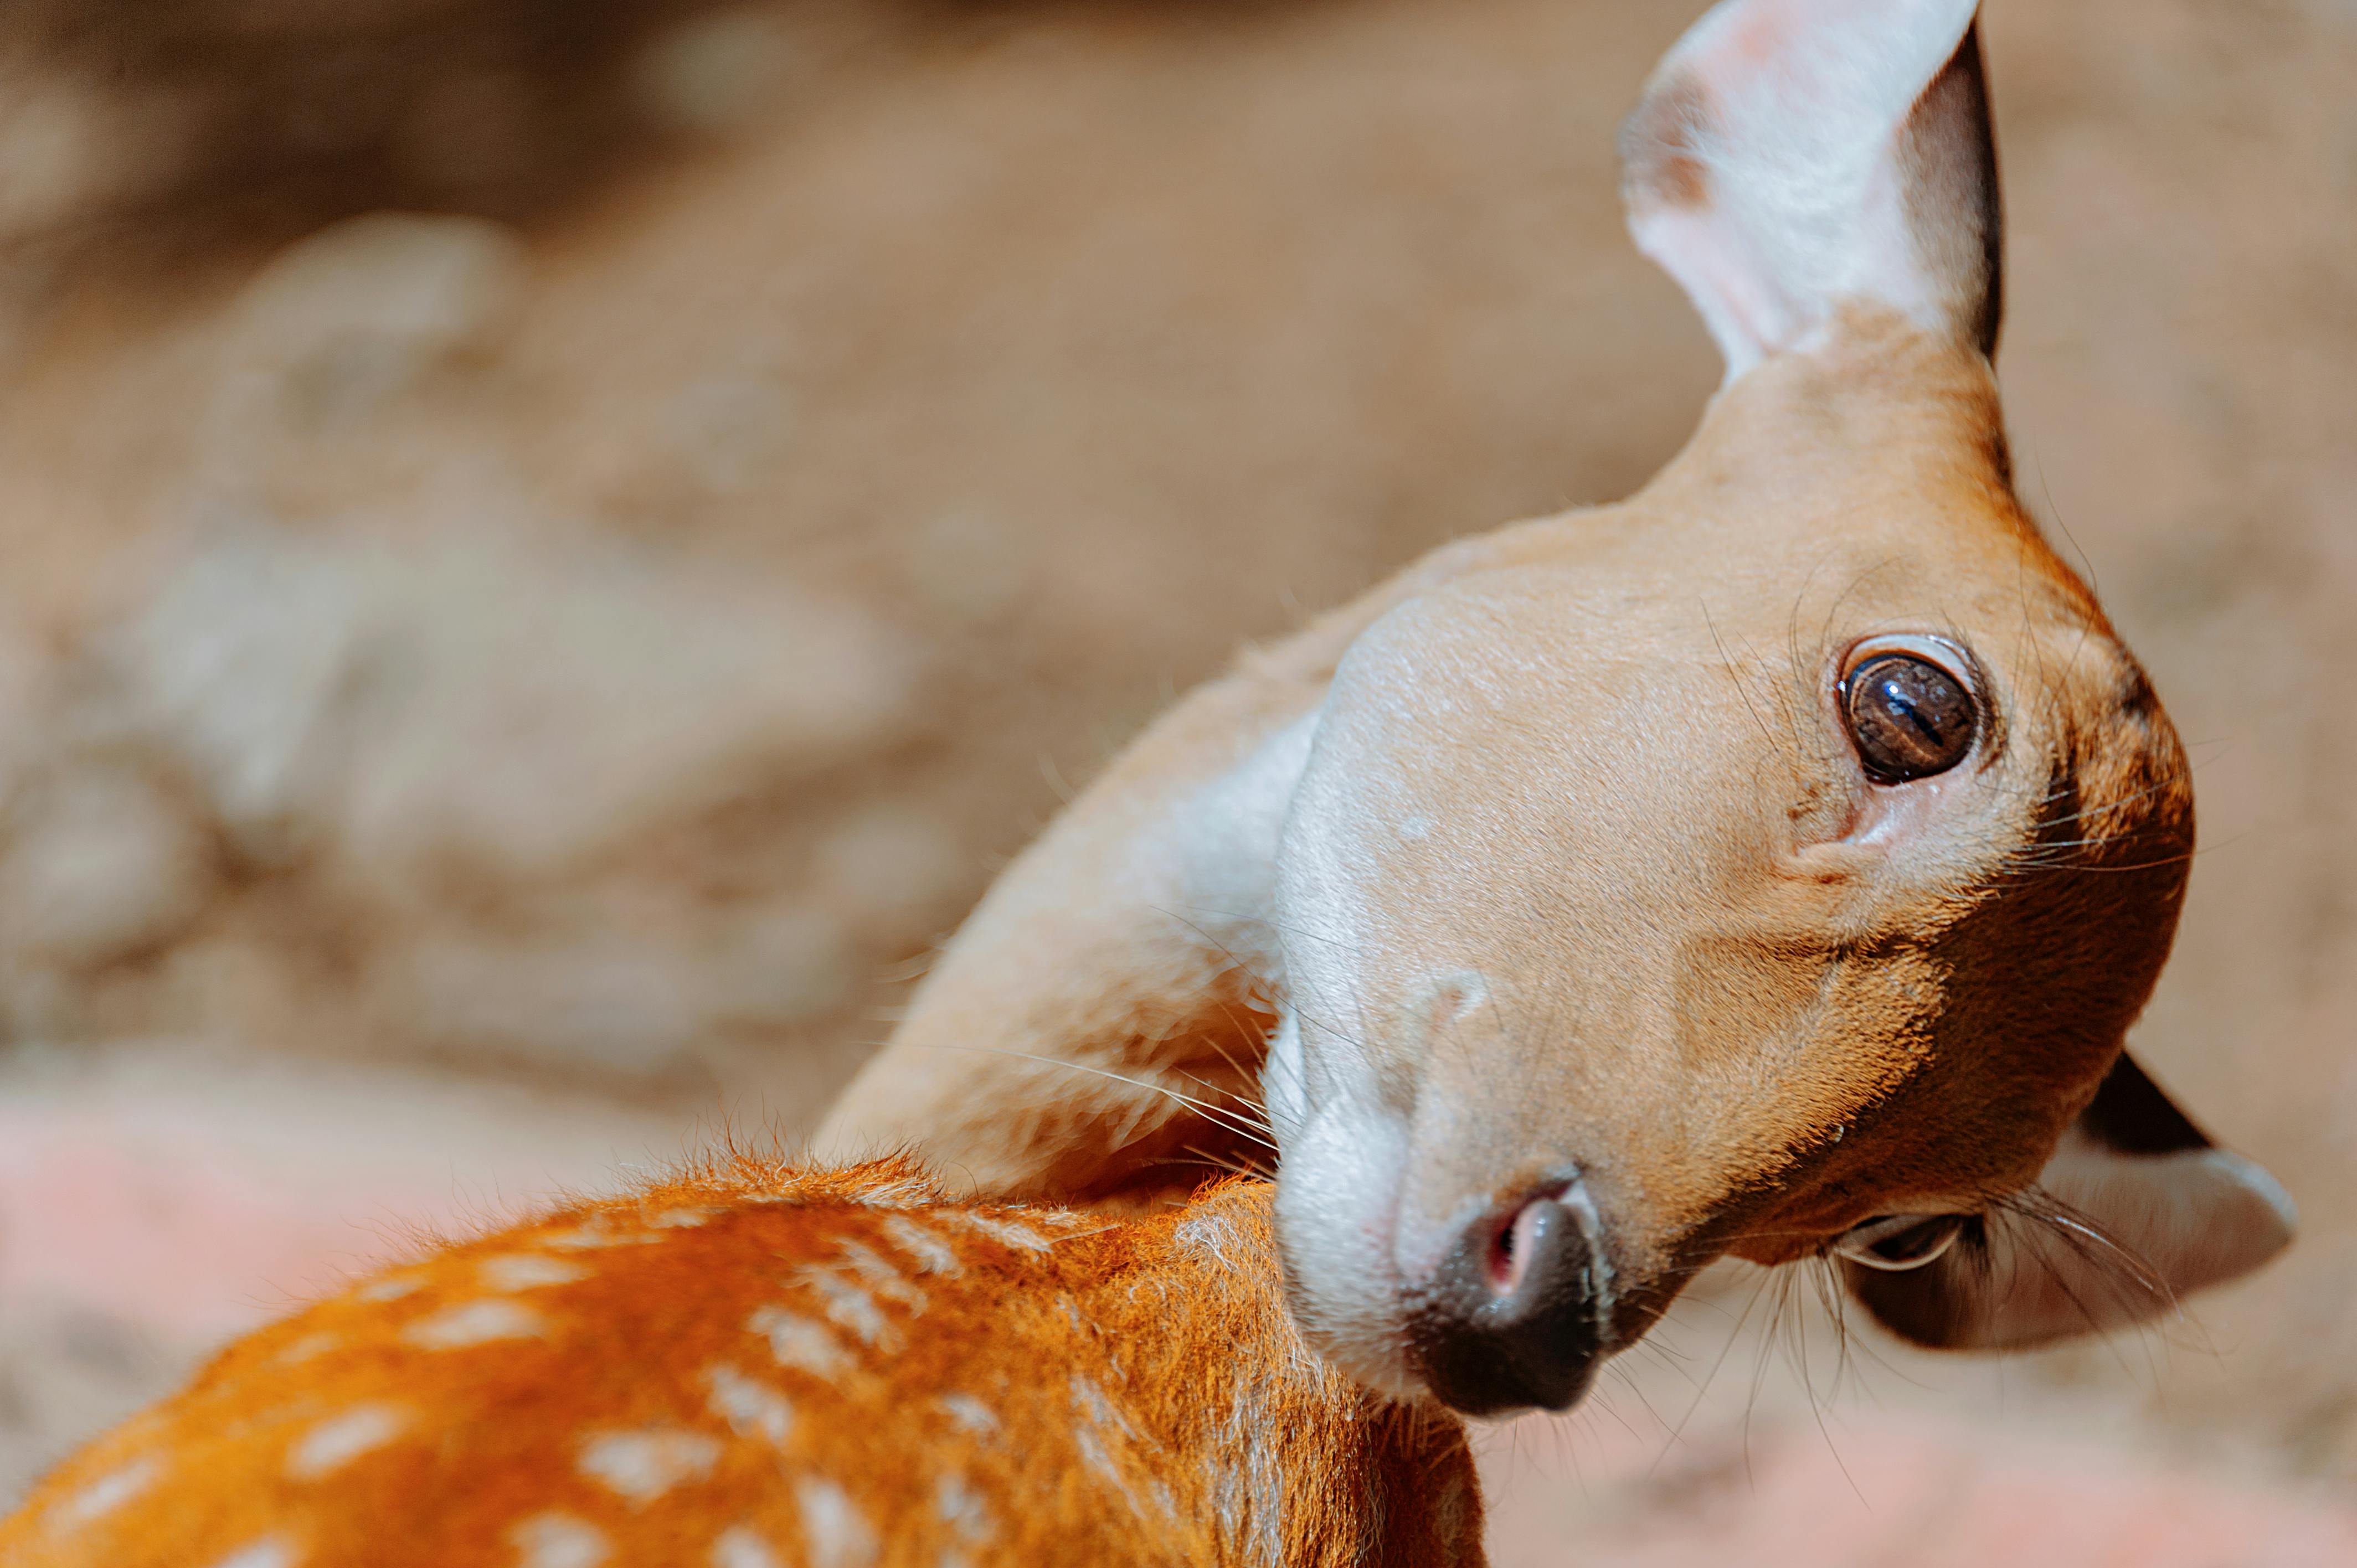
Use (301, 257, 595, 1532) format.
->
(0, 1158, 1484, 1568)
(1, 5, 2298, 1563)
(818, 0, 2297, 1416)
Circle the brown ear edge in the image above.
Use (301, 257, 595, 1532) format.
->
(2074, 1049, 2211, 1158)
(1898, 18, 2004, 358)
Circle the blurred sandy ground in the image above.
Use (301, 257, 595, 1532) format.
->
(0, 0, 2350, 1557)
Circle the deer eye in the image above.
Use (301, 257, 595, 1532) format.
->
(1840, 647, 1978, 782)
(1833, 1213, 1967, 1272)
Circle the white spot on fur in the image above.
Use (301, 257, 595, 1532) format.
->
(879, 1216, 960, 1276)
(52, 1454, 161, 1530)
(1175, 1211, 1242, 1269)
(1071, 1425, 1134, 1515)
(935, 1393, 998, 1439)
(538, 1223, 658, 1251)
(747, 1306, 849, 1378)
(273, 1332, 339, 1366)
(938, 1211, 1051, 1253)
(209, 1541, 297, 1568)
(834, 1240, 927, 1311)
(511, 1512, 610, 1568)
(846, 1175, 936, 1209)
(287, 1404, 405, 1479)
(1068, 1375, 1152, 1518)
(579, 1428, 723, 1504)
(935, 1472, 991, 1542)
(711, 1526, 782, 1568)
(1070, 1375, 1127, 1432)
(799, 1270, 896, 1349)
(356, 1274, 422, 1302)
(795, 1476, 878, 1568)
(650, 1207, 712, 1228)
(705, 1364, 794, 1446)
(404, 1299, 544, 1348)
(481, 1254, 591, 1291)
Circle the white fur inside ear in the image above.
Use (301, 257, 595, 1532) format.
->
(2041, 1137, 2297, 1299)
(1622, 0, 1980, 379)
(1963, 1135, 2297, 1349)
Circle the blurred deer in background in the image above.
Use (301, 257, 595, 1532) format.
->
(823, 0, 2296, 1415)
(0, 1159, 1483, 1568)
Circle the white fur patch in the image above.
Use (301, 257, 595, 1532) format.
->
(794, 1476, 878, 1568)
(706, 1363, 795, 1446)
(1267, 1022, 1419, 1400)
(538, 1223, 659, 1251)
(480, 1254, 591, 1292)
(846, 1174, 938, 1209)
(833, 1240, 928, 1312)
(712, 1526, 783, 1568)
(935, 1393, 999, 1440)
(799, 1271, 896, 1350)
(286, 1404, 405, 1480)
(748, 1306, 851, 1379)
(403, 1299, 544, 1349)
(879, 1216, 962, 1276)
(52, 1454, 162, 1531)
(935, 1471, 992, 1543)
(938, 1211, 1051, 1254)
(1068, 1374, 1159, 1519)
(272, 1333, 339, 1366)
(1174, 1211, 1242, 1270)
(209, 1540, 298, 1568)
(579, 1428, 723, 1504)
(510, 1512, 610, 1568)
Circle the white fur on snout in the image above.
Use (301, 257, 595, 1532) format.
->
(1268, 1014, 1421, 1399)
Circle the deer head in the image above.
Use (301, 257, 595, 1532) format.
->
(821, 0, 2294, 1417)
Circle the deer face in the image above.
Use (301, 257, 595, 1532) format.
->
(1264, 0, 2291, 1416)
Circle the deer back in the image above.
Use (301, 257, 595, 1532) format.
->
(2, 1159, 1480, 1568)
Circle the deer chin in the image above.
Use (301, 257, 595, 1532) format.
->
(1264, 1013, 1427, 1403)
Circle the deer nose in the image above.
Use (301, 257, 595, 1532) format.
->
(1406, 1177, 1608, 1416)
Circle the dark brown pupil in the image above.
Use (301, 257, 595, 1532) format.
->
(1843, 653, 1976, 782)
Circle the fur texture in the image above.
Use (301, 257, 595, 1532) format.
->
(0, 1158, 1483, 1568)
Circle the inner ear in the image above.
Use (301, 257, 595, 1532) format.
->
(1619, 0, 2001, 378)
(1844, 1053, 2296, 1350)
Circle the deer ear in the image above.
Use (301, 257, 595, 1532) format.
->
(1845, 1054, 2297, 1350)
(1620, 0, 2001, 382)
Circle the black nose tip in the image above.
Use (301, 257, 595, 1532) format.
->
(1407, 1180, 1608, 1416)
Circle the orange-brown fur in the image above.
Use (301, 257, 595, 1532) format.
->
(0, 1159, 1480, 1568)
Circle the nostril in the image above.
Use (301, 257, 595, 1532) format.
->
(1486, 1188, 1567, 1297)
(1484, 1211, 1519, 1293)
(1412, 1176, 1608, 1417)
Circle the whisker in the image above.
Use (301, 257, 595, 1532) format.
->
(899, 1042, 1280, 1152)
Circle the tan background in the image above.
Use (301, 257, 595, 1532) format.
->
(0, 0, 2350, 1556)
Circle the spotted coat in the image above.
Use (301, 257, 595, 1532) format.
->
(0, 1157, 1483, 1568)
